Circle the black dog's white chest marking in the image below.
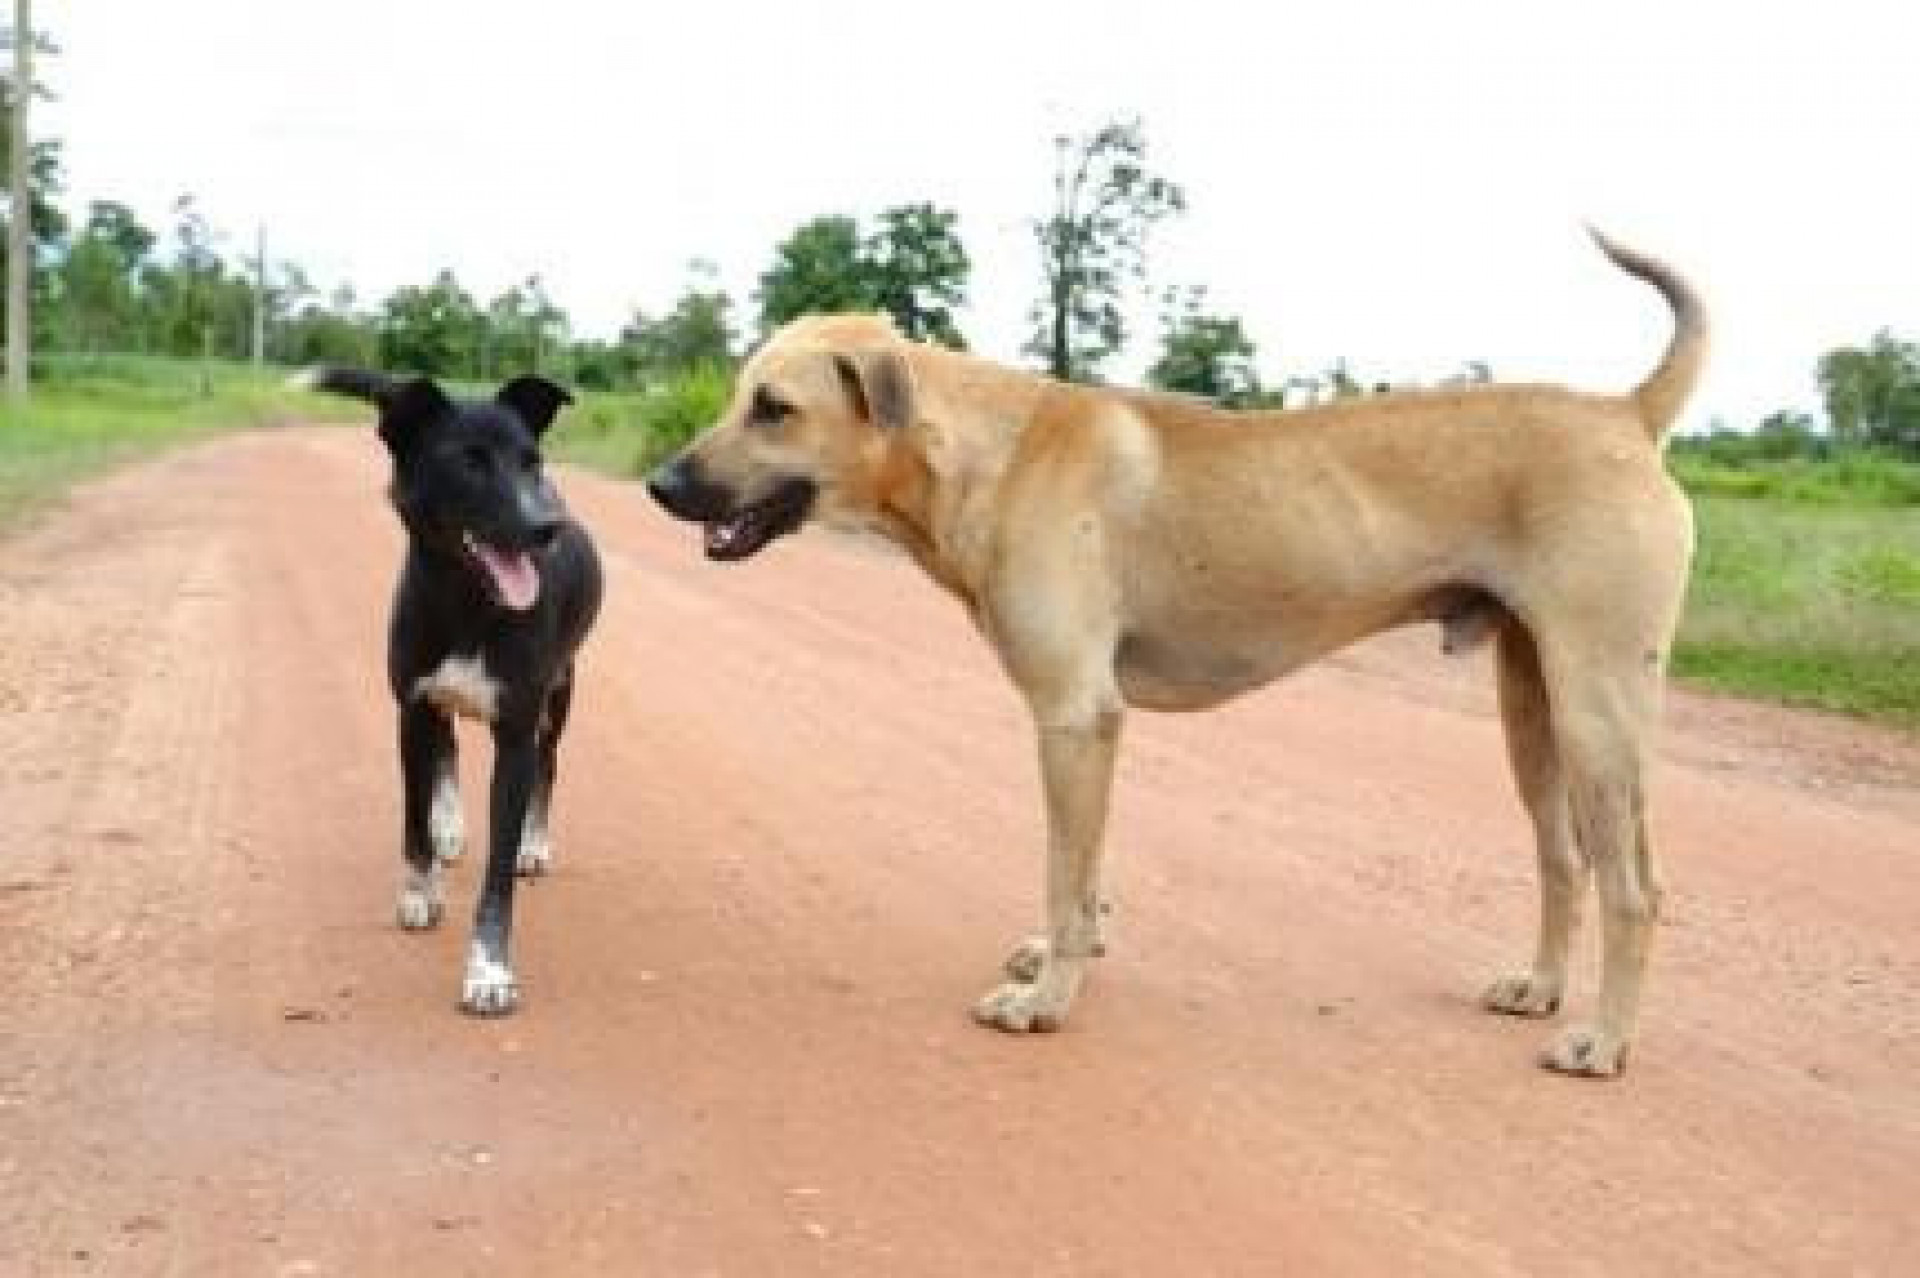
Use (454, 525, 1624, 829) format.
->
(414, 654, 501, 722)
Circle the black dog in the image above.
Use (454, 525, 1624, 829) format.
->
(306, 369, 603, 1015)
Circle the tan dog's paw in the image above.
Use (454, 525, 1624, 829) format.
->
(1539, 1026, 1628, 1077)
(1482, 971, 1563, 1017)
(972, 980, 1072, 1033)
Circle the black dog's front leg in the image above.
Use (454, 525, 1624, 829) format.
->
(397, 701, 455, 930)
(461, 727, 541, 1015)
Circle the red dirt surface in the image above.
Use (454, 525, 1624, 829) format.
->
(2, 427, 1916, 1276)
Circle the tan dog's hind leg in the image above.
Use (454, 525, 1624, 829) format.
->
(974, 695, 1121, 1034)
(1534, 662, 1665, 1077)
(1483, 624, 1586, 1017)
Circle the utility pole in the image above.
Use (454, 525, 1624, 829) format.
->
(6, 0, 32, 404)
(250, 223, 266, 366)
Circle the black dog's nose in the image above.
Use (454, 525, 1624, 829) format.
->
(529, 516, 564, 550)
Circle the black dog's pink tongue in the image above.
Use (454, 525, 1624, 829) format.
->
(472, 541, 540, 610)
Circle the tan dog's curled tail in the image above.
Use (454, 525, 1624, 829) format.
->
(1588, 226, 1708, 439)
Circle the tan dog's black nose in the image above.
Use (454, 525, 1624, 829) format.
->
(646, 456, 729, 522)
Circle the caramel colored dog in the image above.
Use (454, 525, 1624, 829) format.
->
(647, 231, 1703, 1077)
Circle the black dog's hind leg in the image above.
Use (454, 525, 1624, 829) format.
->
(516, 667, 574, 877)
(462, 720, 541, 1015)
(397, 701, 456, 930)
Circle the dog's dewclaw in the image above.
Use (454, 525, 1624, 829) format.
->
(1539, 1027, 1628, 1078)
(1482, 972, 1563, 1017)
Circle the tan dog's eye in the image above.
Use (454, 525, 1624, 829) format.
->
(750, 387, 796, 427)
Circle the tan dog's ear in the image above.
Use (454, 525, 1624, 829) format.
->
(833, 350, 914, 431)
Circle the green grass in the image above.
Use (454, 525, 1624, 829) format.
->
(1674, 496, 1920, 726)
(1670, 449, 1920, 506)
(0, 354, 362, 528)
(545, 365, 733, 476)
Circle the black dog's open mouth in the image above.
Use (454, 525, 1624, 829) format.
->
(460, 530, 541, 610)
(704, 479, 816, 562)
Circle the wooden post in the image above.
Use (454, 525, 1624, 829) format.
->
(6, 0, 32, 404)
(250, 224, 266, 366)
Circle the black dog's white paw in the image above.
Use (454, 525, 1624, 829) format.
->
(514, 825, 551, 878)
(396, 868, 443, 930)
(460, 944, 518, 1016)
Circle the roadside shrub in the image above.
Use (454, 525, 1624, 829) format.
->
(1670, 449, 1920, 507)
(628, 364, 733, 468)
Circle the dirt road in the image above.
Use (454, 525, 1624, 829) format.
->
(2, 426, 1916, 1276)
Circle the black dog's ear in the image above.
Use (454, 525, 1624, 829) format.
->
(832, 350, 914, 432)
(496, 375, 574, 435)
(377, 377, 452, 455)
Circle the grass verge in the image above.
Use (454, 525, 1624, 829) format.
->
(1675, 495, 1920, 726)
(0, 354, 362, 529)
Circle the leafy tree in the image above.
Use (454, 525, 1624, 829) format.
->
(1749, 408, 1826, 460)
(281, 284, 377, 367)
(866, 202, 968, 347)
(623, 265, 736, 380)
(56, 200, 153, 352)
(567, 339, 626, 391)
(378, 269, 484, 376)
(755, 207, 970, 346)
(481, 275, 568, 377)
(140, 195, 253, 357)
(1026, 117, 1184, 381)
(1817, 331, 1920, 452)
(1148, 285, 1260, 404)
(0, 66, 70, 260)
(755, 215, 873, 332)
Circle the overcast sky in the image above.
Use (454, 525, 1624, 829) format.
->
(42, 0, 1920, 429)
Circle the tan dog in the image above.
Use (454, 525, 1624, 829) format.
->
(646, 231, 1703, 1077)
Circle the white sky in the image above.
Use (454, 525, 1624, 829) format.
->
(42, 0, 1920, 429)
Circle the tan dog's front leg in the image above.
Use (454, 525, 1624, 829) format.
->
(974, 705, 1121, 1033)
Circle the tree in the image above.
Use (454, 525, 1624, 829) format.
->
(141, 194, 247, 358)
(755, 215, 873, 333)
(57, 199, 152, 352)
(281, 283, 377, 368)
(1817, 330, 1920, 451)
(623, 284, 735, 380)
(755, 207, 971, 345)
(866, 202, 968, 347)
(1026, 117, 1184, 381)
(1148, 286, 1261, 404)
(378, 269, 484, 376)
(480, 275, 568, 377)
(0, 88, 62, 252)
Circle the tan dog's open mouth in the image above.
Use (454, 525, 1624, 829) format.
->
(703, 479, 817, 561)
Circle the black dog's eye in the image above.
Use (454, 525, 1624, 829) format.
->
(519, 448, 540, 471)
(750, 387, 795, 427)
(461, 445, 492, 474)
